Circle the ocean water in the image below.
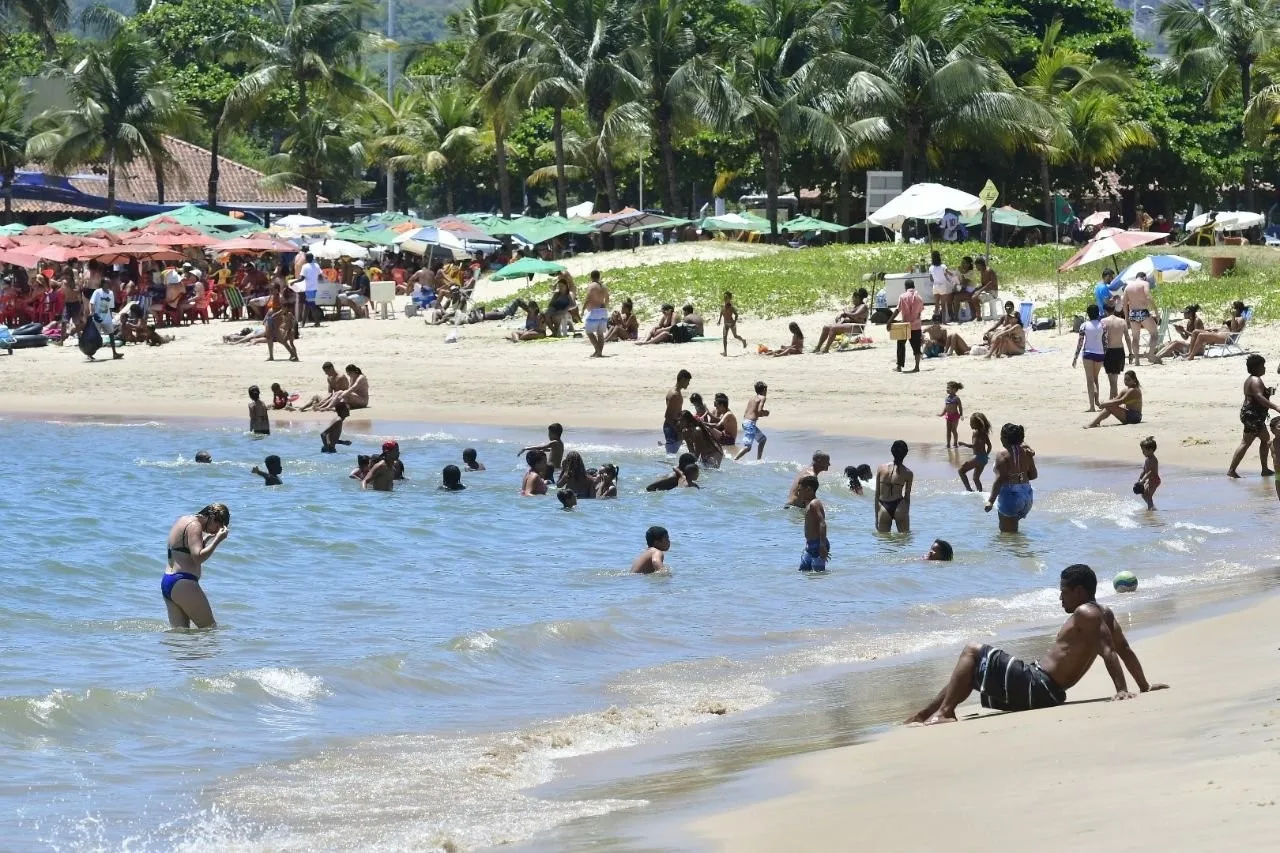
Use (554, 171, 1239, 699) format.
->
(1, 416, 1275, 852)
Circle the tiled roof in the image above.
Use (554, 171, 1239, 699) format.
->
(15, 135, 317, 212)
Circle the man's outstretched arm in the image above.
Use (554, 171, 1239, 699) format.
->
(1109, 618, 1169, 694)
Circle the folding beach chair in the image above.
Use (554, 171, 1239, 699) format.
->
(223, 286, 246, 320)
(1204, 309, 1253, 358)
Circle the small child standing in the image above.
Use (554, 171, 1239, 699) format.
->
(519, 423, 565, 480)
(957, 412, 992, 492)
(719, 290, 747, 356)
(940, 381, 964, 447)
(252, 454, 283, 486)
(630, 526, 670, 574)
(795, 475, 828, 572)
(320, 401, 352, 453)
(1136, 436, 1161, 510)
(247, 386, 270, 435)
(462, 448, 485, 471)
(734, 381, 770, 461)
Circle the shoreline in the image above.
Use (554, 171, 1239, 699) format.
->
(682, 584, 1280, 853)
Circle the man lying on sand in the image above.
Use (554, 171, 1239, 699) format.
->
(907, 564, 1166, 725)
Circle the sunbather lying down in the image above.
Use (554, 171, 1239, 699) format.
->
(223, 326, 267, 345)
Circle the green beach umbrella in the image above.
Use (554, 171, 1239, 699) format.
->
(85, 214, 138, 232)
(332, 224, 401, 247)
(960, 206, 1050, 228)
(46, 217, 96, 234)
(489, 256, 567, 280)
(0, 222, 26, 236)
(136, 204, 255, 234)
(779, 214, 849, 233)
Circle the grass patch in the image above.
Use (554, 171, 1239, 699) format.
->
(507, 242, 1280, 321)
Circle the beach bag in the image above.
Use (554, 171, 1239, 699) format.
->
(79, 317, 103, 357)
(888, 323, 911, 341)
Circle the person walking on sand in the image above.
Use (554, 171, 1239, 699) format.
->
(719, 291, 747, 356)
(735, 381, 770, 461)
(582, 269, 609, 358)
(1228, 354, 1279, 478)
(985, 423, 1037, 533)
(162, 503, 231, 629)
(1073, 304, 1106, 412)
(885, 280, 924, 373)
(906, 564, 1166, 725)
(875, 440, 913, 533)
(663, 370, 692, 453)
(1101, 303, 1128, 399)
(88, 275, 123, 360)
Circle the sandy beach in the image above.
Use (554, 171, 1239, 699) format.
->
(1, 243, 1274, 473)
(692, 590, 1280, 853)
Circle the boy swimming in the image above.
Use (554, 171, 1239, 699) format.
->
(631, 526, 670, 574)
(251, 455, 283, 486)
(463, 448, 485, 471)
(440, 464, 466, 491)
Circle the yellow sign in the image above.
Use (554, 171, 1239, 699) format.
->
(979, 180, 999, 208)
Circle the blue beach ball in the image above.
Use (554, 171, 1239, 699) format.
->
(1113, 571, 1138, 593)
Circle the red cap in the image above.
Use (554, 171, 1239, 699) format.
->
(382, 440, 399, 453)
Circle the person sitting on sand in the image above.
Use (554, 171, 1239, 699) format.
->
(631, 526, 671, 574)
(762, 322, 804, 356)
(333, 364, 369, 410)
(983, 301, 1025, 358)
(923, 313, 970, 357)
(1149, 304, 1205, 363)
(906, 564, 1166, 724)
(876, 440, 913, 533)
(300, 362, 350, 411)
(1184, 301, 1249, 361)
(509, 300, 547, 342)
(813, 288, 870, 353)
(640, 304, 701, 345)
(642, 303, 678, 343)
(545, 274, 579, 334)
(604, 298, 639, 342)
(1086, 370, 1143, 428)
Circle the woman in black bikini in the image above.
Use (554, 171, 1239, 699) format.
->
(875, 440, 913, 533)
(1228, 354, 1280, 478)
(162, 503, 230, 629)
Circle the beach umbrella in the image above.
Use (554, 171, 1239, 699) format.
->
(395, 226, 467, 250)
(1116, 254, 1202, 283)
(960, 207, 1050, 228)
(1081, 211, 1111, 227)
(332, 224, 401, 247)
(779, 214, 850, 233)
(0, 223, 26, 236)
(136, 205, 254, 234)
(866, 182, 984, 231)
(46, 217, 97, 235)
(309, 238, 369, 260)
(272, 214, 332, 234)
(592, 209, 683, 234)
(1057, 228, 1168, 272)
(1184, 210, 1264, 232)
(207, 236, 300, 255)
(0, 247, 41, 267)
(489, 256, 567, 281)
(85, 215, 137, 232)
(121, 228, 219, 248)
(698, 212, 771, 233)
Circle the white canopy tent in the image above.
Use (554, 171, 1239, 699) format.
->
(866, 183, 985, 231)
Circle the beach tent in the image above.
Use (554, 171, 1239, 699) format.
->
(1116, 254, 1202, 283)
(1057, 228, 1168, 272)
(135, 205, 255, 234)
(866, 183, 984, 231)
(490, 256, 566, 281)
(779, 214, 849, 233)
(959, 207, 1049, 228)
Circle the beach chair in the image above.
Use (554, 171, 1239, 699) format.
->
(223, 286, 246, 320)
(1204, 309, 1253, 358)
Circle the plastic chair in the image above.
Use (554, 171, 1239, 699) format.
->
(1205, 309, 1253, 358)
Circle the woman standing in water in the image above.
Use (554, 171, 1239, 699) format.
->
(1228, 354, 1279, 478)
(986, 424, 1037, 533)
(875, 440, 913, 533)
(162, 503, 230, 629)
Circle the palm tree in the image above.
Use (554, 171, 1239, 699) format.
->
(372, 81, 480, 213)
(28, 28, 187, 212)
(688, 0, 844, 237)
(628, 0, 695, 216)
(1158, 0, 1280, 208)
(846, 0, 1041, 186)
(1056, 90, 1155, 178)
(0, 0, 69, 51)
(262, 103, 371, 207)
(0, 79, 32, 222)
(225, 0, 384, 214)
(458, 0, 523, 218)
(1019, 20, 1137, 225)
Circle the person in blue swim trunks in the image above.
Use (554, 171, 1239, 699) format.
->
(663, 369, 692, 453)
(985, 423, 1038, 533)
(795, 475, 829, 571)
(162, 503, 230, 629)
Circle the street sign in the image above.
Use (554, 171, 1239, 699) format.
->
(979, 180, 999, 208)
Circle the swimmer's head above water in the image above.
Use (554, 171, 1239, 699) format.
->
(556, 489, 577, 510)
(926, 539, 954, 561)
(194, 451, 212, 464)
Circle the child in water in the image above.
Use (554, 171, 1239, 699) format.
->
(251, 455, 283, 486)
(320, 401, 352, 453)
(844, 464, 872, 495)
(958, 412, 992, 492)
(440, 464, 466, 491)
(795, 475, 828, 572)
(1273, 418, 1280, 503)
(940, 381, 964, 448)
(646, 463, 700, 491)
(462, 448, 485, 471)
(247, 385, 270, 435)
(595, 463, 619, 498)
(349, 454, 370, 480)
(557, 488, 577, 510)
(631, 526, 670, 574)
(1136, 436, 1161, 510)
(519, 423, 565, 480)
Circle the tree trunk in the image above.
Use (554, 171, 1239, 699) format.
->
(761, 130, 780, 241)
(837, 162, 851, 243)
(207, 121, 222, 208)
(656, 103, 680, 216)
(446, 178, 455, 215)
(1242, 62, 1255, 210)
(494, 117, 511, 219)
(3, 166, 13, 223)
(1040, 154, 1053, 230)
(155, 156, 166, 205)
(902, 122, 916, 186)
(553, 105, 567, 217)
(298, 79, 319, 217)
(106, 150, 117, 214)
(601, 145, 618, 214)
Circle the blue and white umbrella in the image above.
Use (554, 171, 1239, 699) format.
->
(1116, 254, 1201, 283)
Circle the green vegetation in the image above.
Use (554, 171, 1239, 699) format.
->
(506, 244, 1280, 323)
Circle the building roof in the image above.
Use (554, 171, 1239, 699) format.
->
(13, 135, 318, 214)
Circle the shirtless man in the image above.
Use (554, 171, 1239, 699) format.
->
(1121, 273, 1158, 364)
(907, 564, 1167, 724)
(362, 442, 400, 491)
(796, 476, 828, 572)
(1100, 304, 1129, 398)
(711, 393, 738, 446)
(582, 270, 609, 358)
(663, 370, 692, 453)
(299, 362, 350, 411)
(787, 451, 830, 507)
(631, 526, 671, 574)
